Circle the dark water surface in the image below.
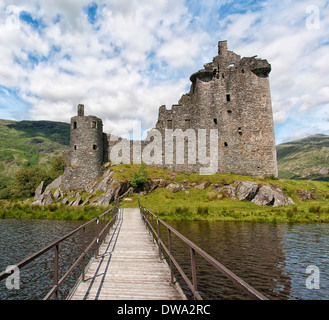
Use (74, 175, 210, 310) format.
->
(1, 219, 329, 300)
(0, 219, 94, 300)
(165, 221, 329, 300)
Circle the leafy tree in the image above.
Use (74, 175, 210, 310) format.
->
(48, 156, 65, 180)
(130, 163, 148, 189)
(0, 176, 10, 199)
(7, 156, 65, 199)
(10, 167, 48, 198)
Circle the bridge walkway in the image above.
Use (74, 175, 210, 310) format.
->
(69, 208, 185, 300)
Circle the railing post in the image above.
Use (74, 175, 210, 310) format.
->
(81, 226, 86, 282)
(95, 217, 99, 258)
(54, 244, 59, 300)
(168, 229, 174, 284)
(190, 247, 198, 299)
(157, 218, 161, 260)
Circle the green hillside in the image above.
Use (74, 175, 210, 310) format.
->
(277, 134, 329, 181)
(0, 119, 70, 197)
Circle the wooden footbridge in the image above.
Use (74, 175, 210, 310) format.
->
(69, 208, 184, 300)
(0, 202, 268, 300)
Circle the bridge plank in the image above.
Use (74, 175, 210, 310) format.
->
(69, 208, 185, 300)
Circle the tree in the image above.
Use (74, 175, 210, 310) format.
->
(10, 167, 48, 198)
(130, 163, 148, 189)
(48, 156, 65, 180)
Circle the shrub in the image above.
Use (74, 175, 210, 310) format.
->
(197, 206, 209, 216)
(309, 206, 321, 213)
(130, 163, 148, 189)
(175, 206, 190, 215)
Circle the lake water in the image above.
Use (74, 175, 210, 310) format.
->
(1, 218, 329, 300)
(166, 221, 329, 300)
(0, 219, 94, 300)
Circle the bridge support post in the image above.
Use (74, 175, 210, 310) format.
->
(95, 218, 99, 258)
(54, 244, 59, 300)
(190, 248, 198, 299)
(168, 229, 174, 284)
(157, 218, 161, 260)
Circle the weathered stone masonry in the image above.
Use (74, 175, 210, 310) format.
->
(62, 41, 278, 191)
(61, 104, 104, 190)
(155, 40, 277, 176)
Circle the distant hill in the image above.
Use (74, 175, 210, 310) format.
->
(277, 134, 329, 181)
(0, 119, 70, 178)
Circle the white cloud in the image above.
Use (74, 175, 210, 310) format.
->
(215, 0, 329, 144)
(0, 0, 328, 145)
(0, 0, 208, 129)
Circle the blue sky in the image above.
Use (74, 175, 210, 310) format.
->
(0, 0, 328, 144)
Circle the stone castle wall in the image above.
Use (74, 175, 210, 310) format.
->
(154, 40, 277, 177)
(61, 41, 278, 191)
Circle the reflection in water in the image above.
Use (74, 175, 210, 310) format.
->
(165, 221, 329, 300)
(282, 224, 329, 300)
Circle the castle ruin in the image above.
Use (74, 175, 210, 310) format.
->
(62, 41, 278, 191)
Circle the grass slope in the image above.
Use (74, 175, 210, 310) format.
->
(114, 164, 329, 223)
(277, 134, 329, 181)
(0, 119, 69, 179)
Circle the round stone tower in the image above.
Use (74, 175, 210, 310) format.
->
(62, 104, 104, 191)
(70, 104, 104, 167)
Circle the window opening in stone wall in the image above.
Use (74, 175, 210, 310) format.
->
(213, 118, 217, 126)
(227, 110, 232, 114)
(222, 73, 225, 78)
(93, 145, 97, 150)
(92, 121, 97, 128)
(167, 120, 173, 129)
(185, 119, 191, 129)
(238, 127, 242, 135)
(73, 121, 77, 129)
(226, 94, 231, 102)
(74, 145, 77, 150)
(241, 69, 245, 74)
(224, 142, 228, 147)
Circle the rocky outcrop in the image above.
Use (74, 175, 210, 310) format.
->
(296, 189, 317, 201)
(236, 181, 258, 201)
(34, 181, 44, 201)
(166, 183, 185, 193)
(32, 168, 295, 208)
(211, 181, 294, 207)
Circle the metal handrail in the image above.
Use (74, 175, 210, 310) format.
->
(0, 203, 119, 300)
(138, 198, 268, 300)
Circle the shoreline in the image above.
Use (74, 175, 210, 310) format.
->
(1, 197, 329, 223)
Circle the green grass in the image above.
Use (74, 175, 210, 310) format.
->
(115, 165, 329, 223)
(0, 200, 109, 220)
(121, 187, 329, 223)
